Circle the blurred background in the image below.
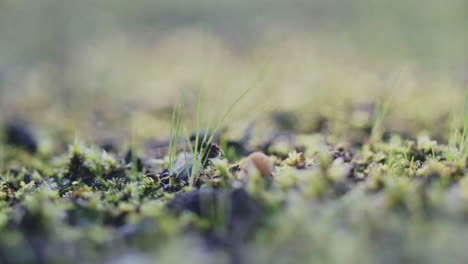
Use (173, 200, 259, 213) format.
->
(0, 0, 467, 149)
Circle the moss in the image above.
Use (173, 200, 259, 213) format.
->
(63, 150, 96, 185)
(2, 104, 468, 263)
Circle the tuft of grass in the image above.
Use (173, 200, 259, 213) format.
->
(166, 87, 252, 188)
(448, 91, 468, 163)
(447, 92, 468, 163)
(460, 92, 468, 160)
(191, 87, 251, 187)
(129, 120, 140, 181)
(370, 70, 402, 143)
(370, 99, 391, 143)
(168, 96, 185, 186)
(167, 58, 271, 188)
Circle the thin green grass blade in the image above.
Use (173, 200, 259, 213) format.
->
(168, 106, 177, 174)
(169, 95, 185, 179)
(461, 91, 468, 159)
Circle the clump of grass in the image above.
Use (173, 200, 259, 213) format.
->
(370, 71, 402, 143)
(370, 99, 391, 143)
(447, 91, 468, 163)
(166, 87, 251, 188)
(63, 141, 96, 185)
(459, 92, 468, 158)
(168, 96, 185, 177)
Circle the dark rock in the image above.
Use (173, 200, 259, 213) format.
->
(172, 152, 194, 182)
(189, 133, 223, 160)
(3, 121, 38, 154)
(168, 188, 264, 241)
(168, 188, 265, 264)
(23, 173, 32, 184)
(189, 132, 207, 144)
(117, 218, 156, 241)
